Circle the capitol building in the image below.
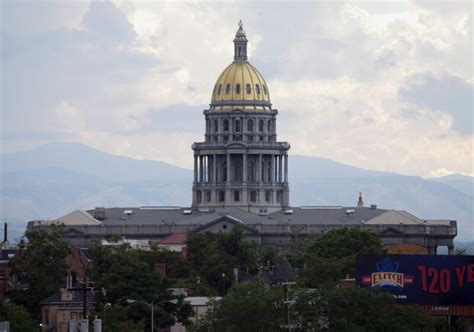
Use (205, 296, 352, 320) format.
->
(29, 22, 457, 255)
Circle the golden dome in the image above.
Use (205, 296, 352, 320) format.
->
(210, 21, 271, 110)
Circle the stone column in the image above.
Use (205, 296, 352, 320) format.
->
(226, 153, 231, 183)
(213, 154, 217, 183)
(284, 154, 288, 183)
(270, 154, 274, 182)
(243, 153, 247, 183)
(199, 156, 203, 183)
(258, 154, 262, 182)
(278, 155, 283, 183)
(194, 155, 198, 183)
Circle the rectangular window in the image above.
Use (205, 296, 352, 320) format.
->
(226, 84, 231, 94)
(265, 190, 271, 202)
(250, 191, 257, 202)
(218, 191, 225, 202)
(234, 191, 240, 202)
(246, 84, 251, 94)
(236, 84, 241, 94)
(256, 84, 260, 94)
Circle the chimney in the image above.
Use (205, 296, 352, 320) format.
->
(3, 223, 7, 243)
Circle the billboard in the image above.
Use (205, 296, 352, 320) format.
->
(356, 254, 474, 305)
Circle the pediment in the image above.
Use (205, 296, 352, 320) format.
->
(194, 215, 258, 234)
(378, 226, 405, 236)
(63, 227, 86, 237)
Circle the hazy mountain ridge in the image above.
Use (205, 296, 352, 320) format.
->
(1, 142, 472, 241)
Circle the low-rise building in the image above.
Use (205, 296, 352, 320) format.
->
(40, 288, 94, 332)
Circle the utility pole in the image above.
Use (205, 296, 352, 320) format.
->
(68, 277, 93, 320)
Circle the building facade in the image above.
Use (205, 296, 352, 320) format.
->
(28, 22, 457, 255)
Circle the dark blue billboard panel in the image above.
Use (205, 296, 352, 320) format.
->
(356, 254, 474, 305)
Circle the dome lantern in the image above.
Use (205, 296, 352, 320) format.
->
(234, 20, 248, 61)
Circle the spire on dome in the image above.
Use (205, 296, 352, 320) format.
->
(234, 20, 248, 61)
(357, 192, 364, 207)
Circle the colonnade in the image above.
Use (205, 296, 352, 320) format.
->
(194, 153, 288, 184)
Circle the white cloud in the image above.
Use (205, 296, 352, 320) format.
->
(1, 0, 472, 177)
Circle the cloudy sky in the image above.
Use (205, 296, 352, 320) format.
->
(1, 0, 472, 177)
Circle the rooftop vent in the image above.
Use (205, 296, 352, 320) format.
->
(370, 204, 377, 209)
(123, 210, 133, 215)
(345, 209, 355, 216)
(258, 208, 268, 216)
(182, 209, 192, 215)
(284, 209, 293, 215)
(94, 207, 105, 221)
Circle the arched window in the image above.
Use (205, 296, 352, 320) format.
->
(246, 84, 251, 94)
(235, 119, 241, 132)
(225, 84, 231, 94)
(256, 84, 261, 95)
(223, 119, 229, 132)
(234, 159, 242, 181)
(236, 84, 241, 94)
(263, 85, 267, 95)
(247, 160, 255, 181)
(247, 119, 254, 132)
(218, 84, 222, 94)
(213, 120, 218, 133)
(259, 119, 264, 132)
(267, 120, 272, 133)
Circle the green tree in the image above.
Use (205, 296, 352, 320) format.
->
(0, 301, 36, 332)
(293, 287, 436, 331)
(90, 244, 193, 329)
(9, 223, 70, 320)
(186, 225, 259, 293)
(300, 228, 385, 287)
(191, 280, 282, 332)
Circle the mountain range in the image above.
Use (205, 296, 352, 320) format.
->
(1, 142, 472, 242)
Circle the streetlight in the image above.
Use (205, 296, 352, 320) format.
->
(221, 272, 226, 296)
(126, 299, 154, 332)
(103, 303, 111, 332)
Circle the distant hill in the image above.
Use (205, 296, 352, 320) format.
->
(1, 142, 472, 241)
(2, 142, 190, 182)
(429, 174, 473, 198)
